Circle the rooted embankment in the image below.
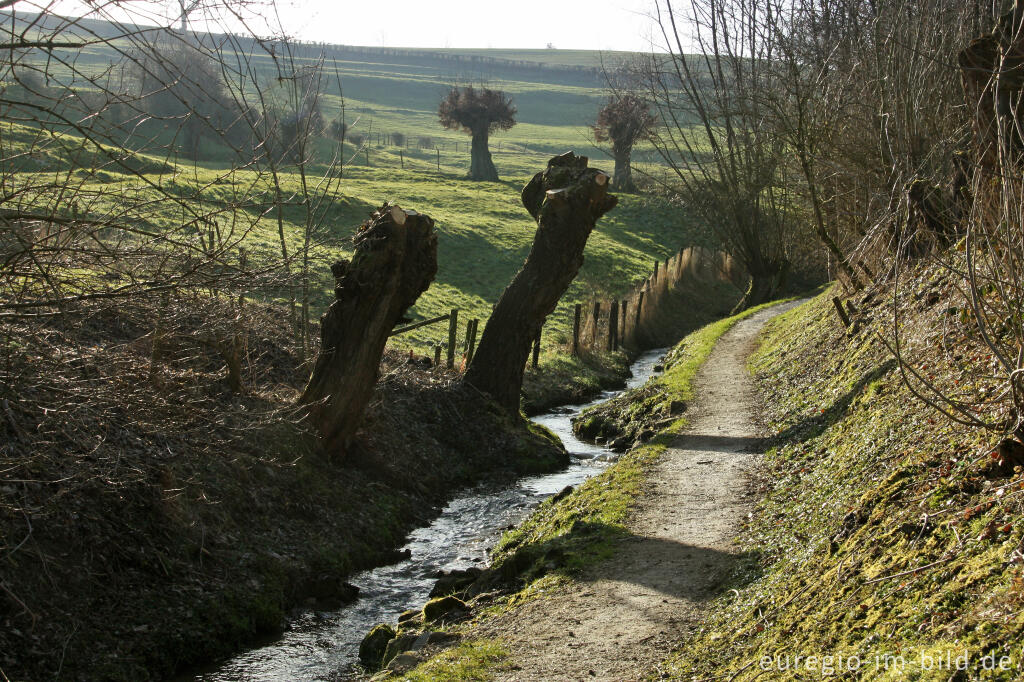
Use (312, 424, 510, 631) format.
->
(375, 299, 797, 680)
(0, 301, 564, 682)
(661, 283, 1024, 680)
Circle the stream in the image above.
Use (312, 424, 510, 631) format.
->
(188, 348, 667, 682)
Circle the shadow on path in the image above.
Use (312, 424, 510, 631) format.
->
(670, 433, 764, 454)
(498, 521, 758, 604)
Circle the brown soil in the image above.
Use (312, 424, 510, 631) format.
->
(478, 301, 801, 681)
(0, 299, 564, 682)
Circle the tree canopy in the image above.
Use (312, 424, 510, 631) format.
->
(593, 95, 656, 155)
(438, 86, 517, 137)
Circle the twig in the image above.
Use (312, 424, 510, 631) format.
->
(2, 399, 24, 442)
(726, 660, 755, 681)
(863, 555, 954, 584)
(0, 580, 38, 625)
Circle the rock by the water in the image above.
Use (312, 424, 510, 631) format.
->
(386, 651, 423, 674)
(551, 485, 574, 502)
(383, 633, 418, 665)
(398, 608, 421, 624)
(304, 575, 359, 607)
(428, 567, 482, 598)
(422, 595, 468, 623)
(359, 623, 395, 668)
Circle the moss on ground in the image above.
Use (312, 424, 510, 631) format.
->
(660, 282, 1024, 681)
(394, 639, 509, 682)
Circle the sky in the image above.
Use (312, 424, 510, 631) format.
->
(272, 0, 659, 52)
(43, 0, 662, 53)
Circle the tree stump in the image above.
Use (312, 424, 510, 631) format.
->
(465, 152, 617, 413)
(299, 204, 438, 455)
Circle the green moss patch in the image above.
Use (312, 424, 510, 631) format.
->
(395, 639, 509, 682)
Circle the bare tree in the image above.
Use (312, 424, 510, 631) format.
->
(438, 85, 516, 181)
(593, 94, 657, 193)
(640, 0, 795, 310)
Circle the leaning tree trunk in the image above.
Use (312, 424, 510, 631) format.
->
(468, 129, 499, 181)
(612, 144, 635, 193)
(299, 204, 437, 455)
(465, 152, 618, 413)
(731, 258, 790, 314)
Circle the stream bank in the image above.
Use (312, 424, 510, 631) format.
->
(184, 349, 669, 681)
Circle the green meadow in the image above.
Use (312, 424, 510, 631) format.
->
(6, 38, 710, 354)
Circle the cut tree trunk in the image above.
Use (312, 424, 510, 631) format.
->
(465, 152, 617, 413)
(298, 204, 438, 455)
(469, 130, 499, 181)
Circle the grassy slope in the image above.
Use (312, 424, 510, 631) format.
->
(6, 41, 704, 354)
(661, 284, 1024, 680)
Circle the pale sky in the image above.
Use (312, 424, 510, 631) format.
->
(273, 0, 659, 52)
(45, 0, 662, 53)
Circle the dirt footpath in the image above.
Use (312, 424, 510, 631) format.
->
(480, 302, 800, 681)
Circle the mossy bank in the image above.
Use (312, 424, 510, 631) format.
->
(660, 280, 1024, 680)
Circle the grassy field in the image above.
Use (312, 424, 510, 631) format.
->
(5, 35, 709, 359)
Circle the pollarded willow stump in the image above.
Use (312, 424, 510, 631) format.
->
(299, 204, 437, 455)
(465, 152, 617, 413)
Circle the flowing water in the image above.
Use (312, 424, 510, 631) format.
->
(188, 348, 667, 682)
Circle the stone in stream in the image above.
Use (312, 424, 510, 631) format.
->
(359, 623, 395, 668)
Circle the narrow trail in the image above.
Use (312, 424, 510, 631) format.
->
(480, 302, 801, 681)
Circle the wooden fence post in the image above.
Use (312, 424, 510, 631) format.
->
(832, 296, 851, 327)
(436, 148, 440, 171)
(466, 319, 479, 362)
(635, 290, 645, 329)
(592, 301, 601, 345)
(572, 303, 581, 356)
(400, 150, 404, 169)
(433, 343, 442, 368)
(608, 300, 619, 351)
(447, 308, 459, 368)
(653, 260, 659, 280)
(620, 299, 628, 343)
